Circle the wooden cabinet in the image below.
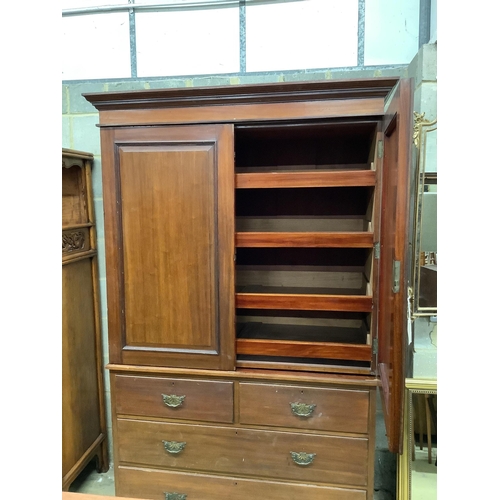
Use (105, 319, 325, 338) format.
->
(62, 148, 109, 490)
(84, 78, 413, 500)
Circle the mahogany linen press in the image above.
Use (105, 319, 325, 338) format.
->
(85, 77, 413, 500)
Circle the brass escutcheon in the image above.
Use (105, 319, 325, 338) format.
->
(162, 394, 186, 408)
(290, 402, 316, 417)
(290, 451, 316, 466)
(162, 440, 187, 454)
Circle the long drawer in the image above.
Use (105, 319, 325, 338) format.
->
(117, 465, 367, 500)
(114, 375, 234, 423)
(116, 418, 369, 487)
(239, 382, 370, 433)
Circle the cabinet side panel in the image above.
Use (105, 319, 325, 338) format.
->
(62, 259, 101, 475)
(101, 128, 124, 364)
(119, 145, 217, 350)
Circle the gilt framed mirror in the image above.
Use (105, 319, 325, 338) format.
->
(411, 114, 437, 316)
(397, 378, 437, 500)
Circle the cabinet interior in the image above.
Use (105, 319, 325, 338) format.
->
(234, 120, 379, 374)
(235, 121, 377, 172)
(62, 165, 88, 227)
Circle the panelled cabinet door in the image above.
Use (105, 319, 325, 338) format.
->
(377, 78, 413, 453)
(101, 125, 235, 370)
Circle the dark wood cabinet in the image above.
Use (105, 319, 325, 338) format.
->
(62, 148, 109, 490)
(85, 78, 413, 500)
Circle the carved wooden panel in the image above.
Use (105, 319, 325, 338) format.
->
(62, 228, 89, 254)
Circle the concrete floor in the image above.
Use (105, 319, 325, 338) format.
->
(412, 447, 437, 500)
(69, 461, 115, 496)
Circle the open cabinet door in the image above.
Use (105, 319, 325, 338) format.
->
(377, 78, 414, 454)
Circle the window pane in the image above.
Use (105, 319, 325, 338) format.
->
(136, 7, 240, 77)
(246, 0, 358, 72)
(62, 0, 124, 9)
(364, 0, 419, 65)
(133, 0, 233, 4)
(62, 13, 131, 80)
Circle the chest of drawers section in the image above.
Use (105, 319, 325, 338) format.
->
(111, 371, 376, 500)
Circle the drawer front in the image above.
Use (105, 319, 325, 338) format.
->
(117, 465, 367, 500)
(116, 419, 368, 487)
(239, 382, 370, 434)
(114, 375, 234, 423)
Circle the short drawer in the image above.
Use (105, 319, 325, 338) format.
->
(113, 375, 234, 423)
(116, 419, 369, 487)
(239, 382, 370, 434)
(117, 465, 367, 500)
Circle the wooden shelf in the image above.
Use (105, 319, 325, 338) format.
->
(235, 163, 370, 173)
(235, 358, 372, 375)
(235, 170, 376, 189)
(236, 338, 372, 362)
(236, 231, 374, 248)
(236, 216, 368, 233)
(236, 293, 373, 312)
(237, 321, 367, 344)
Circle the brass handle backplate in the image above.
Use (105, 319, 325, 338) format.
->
(162, 440, 187, 454)
(162, 394, 186, 408)
(290, 402, 316, 417)
(164, 493, 187, 500)
(290, 451, 316, 466)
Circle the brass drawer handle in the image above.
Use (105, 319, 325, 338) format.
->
(162, 394, 186, 408)
(290, 402, 316, 417)
(290, 451, 316, 466)
(162, 440, 186, 454)
(164, 493, 187, 500)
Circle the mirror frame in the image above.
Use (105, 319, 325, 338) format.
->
(411, 113, 437, 317)
(397, 378, 437, 500)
